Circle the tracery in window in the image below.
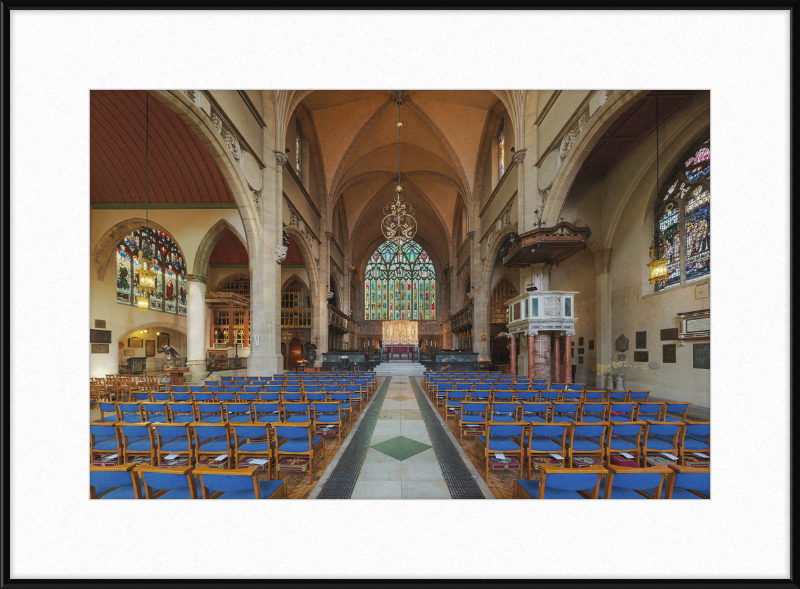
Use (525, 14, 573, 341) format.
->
(364, 240, 436, 321)
(282, 277, 311, 327)
(218, 275, 251, 298)
(116, 228, 186, 315)
(655, 137, 710, 291)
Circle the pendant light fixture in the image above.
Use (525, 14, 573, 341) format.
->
(136, 92, 157, 311)
(381, 91, 417, 244)
(647, 95, 669, 286)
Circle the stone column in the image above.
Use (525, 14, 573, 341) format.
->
(553, 334, 561, 382)
(186, 274, 207, 382)
(509, 334, 517, 376)
(528, 334, 536, 381)
(564, 335, 573, 384)
(534, 333, 552, 382)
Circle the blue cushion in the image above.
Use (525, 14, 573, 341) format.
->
(461, 414, 485, 423)
(568, 438, 603, 451)
(607, 438, 637, 451)
(199, 415, 224, 423)
(215, 480, 284, 499)
(476, 436, 520, 451)
(161, 439, 191, 451)
(644, 437, 675, 450)
(286, 415, 310, 422)
(198, 439, 229, 452)
(683, 439, 710, 450)
(526, 436, 563, 452)
(227, 415, 251, 423)
(126, 439, 153, 451)
(257, 415, 281, 423)
(95, 480, 146, 499)
(491, 415, 516, 422)
(516, 479, 584, 499)
(551, 415, 576, 423)
(279, 438, 322, 452)
(661, 487, 708, 499)
(315, 415, 339, 423)
(93, 439, 119, 451)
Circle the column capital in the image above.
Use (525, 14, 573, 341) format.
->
(185, 274, 207, 284)
(274, 151, 289, 167)
(512, 149, 527, 165)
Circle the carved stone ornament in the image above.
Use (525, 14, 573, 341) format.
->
(326, 291, 334, 300)
(511, 149, 527, 166)
(210, 112, 223, 134)
(223, 130, 241, 160)
(275, 152, 289, 167)
(273, 244, 288, 264)
(252, 190, 261, 213)
(615, 334, 629, 353)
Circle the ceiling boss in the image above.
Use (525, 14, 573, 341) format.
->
(381, 90, 417, 244)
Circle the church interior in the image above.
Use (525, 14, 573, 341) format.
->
(87, 88, 713, 501)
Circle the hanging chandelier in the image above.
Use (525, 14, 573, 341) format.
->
(647, 95, 669, 286)
(137, 93, 157, 311)
(381, 91, 417, 244)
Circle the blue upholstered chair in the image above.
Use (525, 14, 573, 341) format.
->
(663, 464, 710, 498)
(583, 390, 604, 403)
(90, 422, 121, 463)
(203, 381, 219, 387)
(565, 422, 608, 467)
(166, 402, 196, 423)
(599, 464, 670, 498)
(579, 402, 607, 423)
(531, 379, 547, 385)
(274, 422, 323, 483)
(170, 392, 192, 402)
(154, 422, 193, 465)
(550, 402, 580, 423)
(469, 388, 491, 402)
(490, 402, 520, 423)
(344, 385, 365, 414)
(191, 421, 232, 466)
(329, 393, 352, 425)
(217, 392, 238, 402)
(190, 385, 207, 395)
(118, 422, 155, 465)
(605, 421, 645, 466)
(238, 391, 259, 402)
(142, 402, 170, 423)
(263, 385, 283, 394)
(117, 402, 144, 423)
(515, 391, 537, 403)
(513, 383, 530, 393)
(232, 422, 275, 476)
(195, 465, 285, 499)
(641, 421, 683, 466)
(444, 391, 467, 423)
(457, 402, 487, 443)
(260, 392, 281, 402)
(312, 401, 344, 444)
(151, 392, 171, 402)
(282, 401, 312, 423)
(539, 390, 561, 403)
(662, 402, 691, 422)
(520, 401, 549, 424)
(627, 390, 650, 402)
(549, 383, 567, 392)
(224, 402, 253, 423)
(524, 422, 568, 476)
(137, 465, 198, 498)
(196, 402, 225, 423)
(477, 422, 525, 479)
(90, 464, 143, 499)
(635, 402, 664, 423)
(607, 402, 636, 422)
(97, 402, 119, 423)
(282, 392, 304, 403)
(493, 383, 511, 392)
(194, 392, 215, 402)
(253, 402, 281, 423)
(515, 465, 606, 499)
(679, 421, 710, 465)
(531, 384, 548, 391)
(493, 390, 515, 402)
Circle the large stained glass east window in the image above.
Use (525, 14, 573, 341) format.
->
(655, 137, 710, 292)
(116, 228, 187, 316)
(364, 240, 436, 320)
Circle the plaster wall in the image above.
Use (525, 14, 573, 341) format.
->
(538, 90, 591, 155)
(208, 90, 263, 156)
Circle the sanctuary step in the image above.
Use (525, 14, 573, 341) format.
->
(372, 362, 427, 376)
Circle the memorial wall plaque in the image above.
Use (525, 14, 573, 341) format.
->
(578, 356, 584, 364)
(589, 340, 594, 350)
(660, 328, 679, 341)
(145, 340, 156, 357)
(128, 337, 143, 348)
(90, 329, 112, 344)
(578, 337, 584, 346)
(578, 348, 584, 355)
(615, 334, 629, 353)
(693, 343, 710, 369)
(91, 343, 109, 354)
(663, 344, 677, 364)
(636, 331, 647, 349)
(94, 320, 106, 329)
(634, 351, 649, 362)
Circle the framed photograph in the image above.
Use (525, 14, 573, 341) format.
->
(145, 340, 156, 357)
(157, 333, 170, 348)
(128, 337, 143, 348)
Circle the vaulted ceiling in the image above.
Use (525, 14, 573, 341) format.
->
(298, 90, 501, 267)
(90, 90, 234, 204)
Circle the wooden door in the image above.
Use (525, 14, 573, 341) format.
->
(280, 342, 287, 370)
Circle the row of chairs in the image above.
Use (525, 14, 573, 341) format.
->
(470, 420, 710, 479)
(91, 418, 340, 485)
(97, 397, 363, 431)
(90, 464, 285, 499)
(91, 375, 164, 403)
(431, 387, 655, 405)
(442, 399, 691, 431)
(513, 463, 710, 499)
(173, 383, 373, 395)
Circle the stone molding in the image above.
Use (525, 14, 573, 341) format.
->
(186, 274, 208, 284)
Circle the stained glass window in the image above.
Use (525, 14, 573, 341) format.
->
(295, 118, 302, 175)
(364, 240, 436, 320)
(498, 118, 505, 178)
(655, 137, 710, 291)
(116, 228, 187, 315)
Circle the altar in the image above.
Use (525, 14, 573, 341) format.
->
(382, 320, 419, 360)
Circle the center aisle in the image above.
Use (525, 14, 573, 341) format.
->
(312, 375, 492, 499)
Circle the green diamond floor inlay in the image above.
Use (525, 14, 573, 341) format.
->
(370, 436, 432, 462)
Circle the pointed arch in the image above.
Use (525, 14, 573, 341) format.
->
(193, 219, 248, 278)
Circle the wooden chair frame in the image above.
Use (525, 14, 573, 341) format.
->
(90, 463, 141, 499)
(641, 420, 683, 467)
(195, 465, 286, 499)
(600, 464, 671, 499)
(565, 421, 608, 466)
(457, 401, 487, 443)
(664, 463, 710, 499)
(479, 421, 526, 480)
(136, 464, 198, 498)
(679, 420, 710, 466)
(154, 422, 193, 466)
(311, 401, 344, 445)
(90, 422, 121, 463)
(190, 421, 232, 465)
(117, 421, 155, 465)
(274, 422, 321, 484)
(514, 465, 606, 499)
(604, 420, 645, 466)
(232, 422, 275, 479)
